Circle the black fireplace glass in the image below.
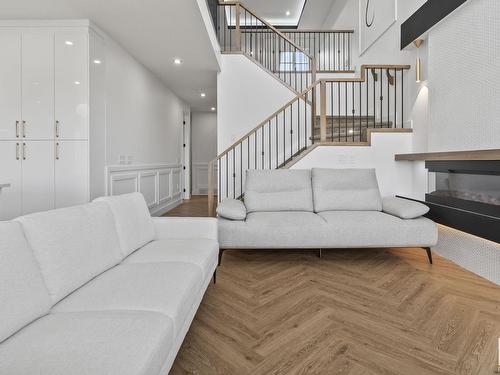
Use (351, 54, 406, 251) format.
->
(431, 172, 500, 206)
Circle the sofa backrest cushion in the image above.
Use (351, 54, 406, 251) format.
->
(312, 168, 382, 212)
(0, 222, 52, 343)
(16, 202, 123, 304)
(94, 193, 155, 257)
(245, 169, 313, 212)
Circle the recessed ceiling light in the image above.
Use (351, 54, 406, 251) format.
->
(286, 10, 291, 16)
(74, 81, 81, 85)
(200, 92, 206, 98)
(93, 59, 102, 64)
(65, 41, 73, 46)
(173, 58, 183, 65)
(211, 107, 216, 111)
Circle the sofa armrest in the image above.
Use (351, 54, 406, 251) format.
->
(216, 199, 247, 221)
(152, 217, 218, 241)
(382, 197, 430, 219)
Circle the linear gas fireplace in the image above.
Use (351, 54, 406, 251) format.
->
(425, 160, 500, 243)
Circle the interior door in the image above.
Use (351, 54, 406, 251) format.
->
(22, 141, 55, 215)
(55, 140, 89, 209)
(0, 31, 22, 140)
(22, 31, 54, 140)
(55, 31, 89, 140)
(0, 142, 22, 220)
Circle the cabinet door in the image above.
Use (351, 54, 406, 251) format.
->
(55, 31, 89, 140)
(55, 140, 89, 208)
(22, 32, 54, 139)
(22, 141, 54, 215)
(0, 142, 22, 220)
(0, 32, 22, 140)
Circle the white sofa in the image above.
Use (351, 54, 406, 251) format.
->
(217, 168, 438, 261)
(0, 193, 218, 375)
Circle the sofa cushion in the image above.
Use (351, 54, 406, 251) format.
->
(216, 199, 247, 220)
(123, 239, 219, 279)
(218, 211, 330, 249)
(94, 193, 156, 257)
(16, 202, 122, 304)
(318, 211, 438, 247)
(382, 196, 430, 219)
(312, 168, 382, 212)
(245, 169, 313, 212)
(53, 263, 203, 336)
(0, 222, 51, 344)
(0, 311, 173, 375)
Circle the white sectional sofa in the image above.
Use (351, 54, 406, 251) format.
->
(0, 193, 218, 375)
(217, 168, 438, 261)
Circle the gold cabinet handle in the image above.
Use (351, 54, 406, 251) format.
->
(15, 121, 20, 138)
(55, 142, 60, 160)
(55, 120, 60, 138)
(22, 142, 26, 160)
(16, 143, 20, 160)
(22, 121, 26, 138)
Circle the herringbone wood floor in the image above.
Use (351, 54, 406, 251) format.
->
(169, 198, 500, 375)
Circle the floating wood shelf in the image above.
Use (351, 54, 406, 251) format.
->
(395, 149, 500, 161)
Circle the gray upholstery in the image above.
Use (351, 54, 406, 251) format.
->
(245, 169, 313, 212)
(312, 168, 382, 212)
(219, 211, 330, 249)
(218, 168, 438, 250)
(318, 211, 438, 248)
(0, 311, 173, 375)
(382, 197, 430, 219)
(216, 199, 247, 220)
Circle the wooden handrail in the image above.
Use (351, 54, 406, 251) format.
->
(218, 1, 314, 61)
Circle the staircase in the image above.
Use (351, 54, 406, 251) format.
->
(207, 1, 411, 214)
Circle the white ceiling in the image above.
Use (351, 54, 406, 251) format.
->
(241, 0, 307, 26)
(0, 0, 220, 111)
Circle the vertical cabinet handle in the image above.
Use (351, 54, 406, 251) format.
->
(55, 120, 60, 138)
(55, 142, 60, 160)
(22, 143, 26, 160)
(22, 121, 26, 138)
(15, 121, 20, 138)
(16, 143, 20, 160)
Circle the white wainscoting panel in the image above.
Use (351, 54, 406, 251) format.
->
(193, 162, 218, 195)
(106, 164, 182, 216)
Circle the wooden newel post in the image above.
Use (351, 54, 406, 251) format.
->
(320, 80, 327, 142)
(235, 3, 241, 51)
(208, 160, 215, 217)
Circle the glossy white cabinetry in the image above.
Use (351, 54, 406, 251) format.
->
(21, 141, 55, 215)
(0, 32, 21, 140)
(0, 22, 106, 219)
(0, 142, 22, 220)
(55, 32, 89, 140)
(55, 141, 89, 209)
(22, 32, 55, 140)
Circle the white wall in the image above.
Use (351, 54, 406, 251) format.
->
(105, 37, 188, 166)
(192, 111, 217, 195)
(217, 54, 296, 152)
(291, 132, 414, 197)
(427, 0, 500, 151)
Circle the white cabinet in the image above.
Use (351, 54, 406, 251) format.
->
(55, 32, 89, 140)
(22, 32, 55, 140)
(0, 22, 105, 219)
(21, 141, 55, 215)
(0, 32, 21, 140)
(0, 142, 22, 220)
(55, 141, 89, 208)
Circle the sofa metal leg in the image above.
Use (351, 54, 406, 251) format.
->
(425, 247, 433, 264)
(218, 249, 225, 267)
(213, 270, 217, 284)
(318, 249, 322, 258)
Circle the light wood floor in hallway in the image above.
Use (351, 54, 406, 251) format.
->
(168, 196, 500, 375)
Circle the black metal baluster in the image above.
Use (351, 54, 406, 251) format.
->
(232, 149, 235, 198)
(401, 69, 404, 128)
(240, 144, 242, 196)
(338, 81, 341, 141)
(283, 109, 286, 164)
(275, 116, 278, 167)
(380, 68, 383, 128)
(359, 81, 362, 141)
(290, 105, 293, 158)
(394, 68, 397, 128)
(218, 158, 221, 202)
(330, 82, 333, 141)
(352, 82, 355, 141)
(268, 120, 271, 169)
(345, 81, 347, 142)
(387, 69, 390, 128)
(261, 127, 264, 169)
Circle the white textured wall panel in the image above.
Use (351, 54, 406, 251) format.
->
(428, 0, 500, 151)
